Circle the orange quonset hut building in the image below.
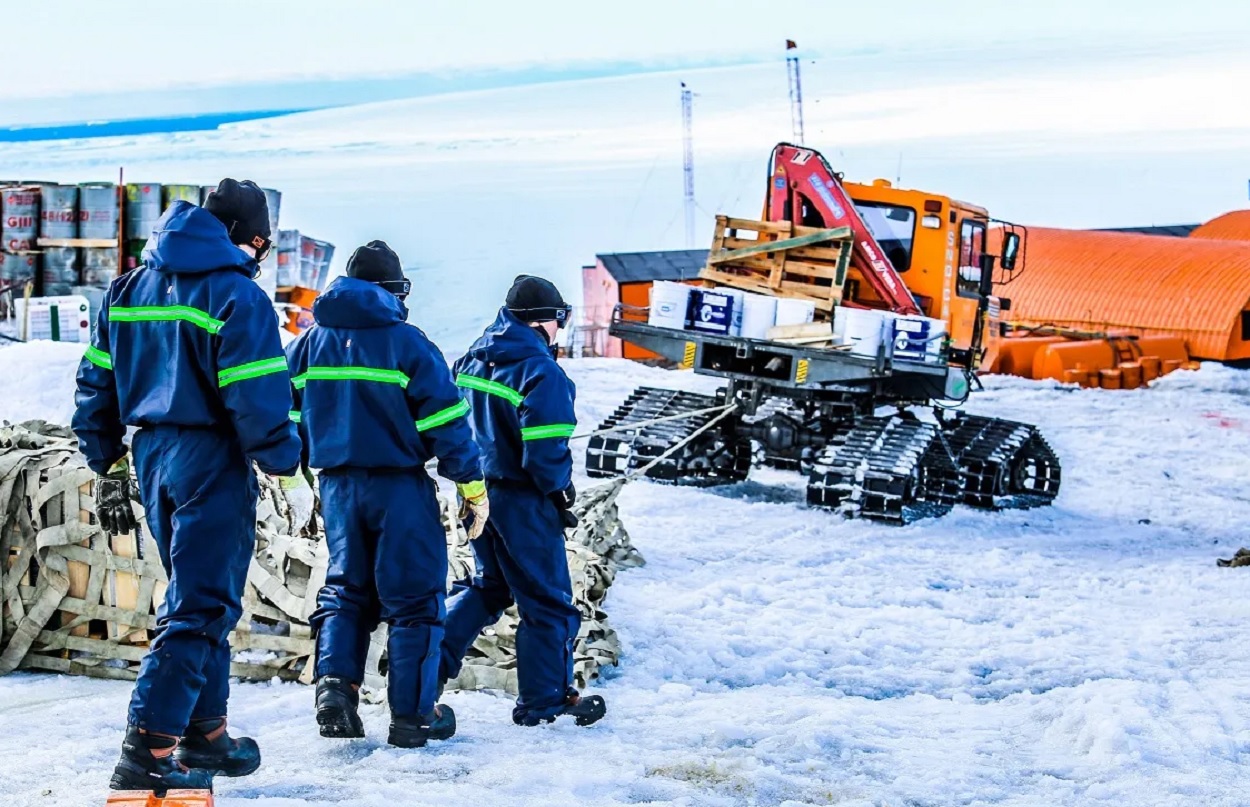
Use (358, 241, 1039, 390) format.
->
(1190, 210, 1250, 241)
(582, 249, 705, 359)
(999, 220, 1250, 363)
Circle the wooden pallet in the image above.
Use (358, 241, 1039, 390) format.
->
(698, 215, 853, 315)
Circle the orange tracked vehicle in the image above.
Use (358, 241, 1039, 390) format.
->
(586, 143, 1062, 523)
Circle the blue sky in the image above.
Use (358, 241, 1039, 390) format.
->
(6, 0, 1247, 99)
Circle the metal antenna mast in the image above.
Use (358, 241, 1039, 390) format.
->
(681, 82, 695, 248)
(786, 39, 805, 144)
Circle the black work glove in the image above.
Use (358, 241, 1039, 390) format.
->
(96, 459, 139, 536)
(549, 482, 578, 529)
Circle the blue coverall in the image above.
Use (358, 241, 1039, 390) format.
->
(439, 307, 582, 724)
(286, 277, 482, 720)
(73, 201, 301, 736)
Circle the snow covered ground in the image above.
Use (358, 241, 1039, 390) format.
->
(2, 341, 1249, 806)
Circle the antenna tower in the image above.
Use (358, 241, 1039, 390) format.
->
(786, 40, 805, 144)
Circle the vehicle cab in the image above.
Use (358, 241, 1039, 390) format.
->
(840, 178, 993, 355)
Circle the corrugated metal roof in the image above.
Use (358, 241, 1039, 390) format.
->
(597, 249, 708, 284)
(1189, 210, 1250, 240)
(1000, 227, 1250, 360)
(1097, 224, 1197, 238)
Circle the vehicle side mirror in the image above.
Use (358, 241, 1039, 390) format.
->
(1000, 232, 1020, 272)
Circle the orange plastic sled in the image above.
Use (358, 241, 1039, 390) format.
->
(105, 791, 214, 807)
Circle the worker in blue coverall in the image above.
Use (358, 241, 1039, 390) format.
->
(287, 240, 489, 748)
(440, 275, 606, 727)
(73, 180, 314, 794)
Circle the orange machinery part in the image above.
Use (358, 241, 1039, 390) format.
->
(988, 336, 1064, 376)
(1099, 369, 1122, 390)
(1120, 362, 1144, 390)
(1030, 336, 1189, 382)
(106, 791, 214, 807)
(280, 286, 319, 336)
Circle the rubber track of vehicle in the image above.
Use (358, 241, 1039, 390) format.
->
(942, 414, 1062, 509)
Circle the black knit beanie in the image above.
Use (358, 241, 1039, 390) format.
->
(203, 178, 271, 251)
(505, 275, 567, 322)
(346, 240, 405, 285)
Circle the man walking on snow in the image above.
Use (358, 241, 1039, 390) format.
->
(439, 275, 606, 727)
(287, 241, 488, 748)
(74, 180, 313, 794)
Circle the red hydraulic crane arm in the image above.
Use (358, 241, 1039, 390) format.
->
(765, 143, 920, 316)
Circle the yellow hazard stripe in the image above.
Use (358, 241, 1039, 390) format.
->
(682, 341, 696, 369)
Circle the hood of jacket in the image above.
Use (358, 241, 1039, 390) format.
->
(465, 307, 554, 364)
(312, 276, 408, 329)
(141, 201, 257, 276)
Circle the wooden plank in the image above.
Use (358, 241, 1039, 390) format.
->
(709, 215, 729, 256)
(108, 529, 143, 642)
(831, 241, 852, 306)
(723, 216, 792, 235)
(708, 226, 851, 265)
(36, 237, 117, 249)
(705, 254, 784, 275)
(789, 244, 850, 262)
(698, 268, 777, 294)
(768, 322, 833, 341)
(781, 261, 842, 280)
(721, 236, 784, 253)
(20, 654, 140, 681)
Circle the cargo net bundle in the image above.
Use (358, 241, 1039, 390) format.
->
(0, 421, 642, 699)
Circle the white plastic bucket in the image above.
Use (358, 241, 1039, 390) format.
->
(739, 292, 778, 340)
(719, 288, 745, 336)
(835, 307, 894, 358)
(648, 281, 692, 330)
(688, 289, 736, 334)
(893, 314, 946, 362)
(774, 297, 816, 327)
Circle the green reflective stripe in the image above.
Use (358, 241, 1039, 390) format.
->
(456, 373, 523, 406)
(289, 410, 302, 423)
(84, 346, 113, 371)
(415, 399, 470, 432)
(520, 423, 576, 441)
(218, 356, 288, 387)
(292, 366, 411, 390)
(111, 305, 225, 335)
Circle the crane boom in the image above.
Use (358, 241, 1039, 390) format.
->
(765, 143, 920, 316)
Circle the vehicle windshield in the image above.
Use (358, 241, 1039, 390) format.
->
(854, 202, 915, 272)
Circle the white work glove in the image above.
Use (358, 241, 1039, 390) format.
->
(456, 480, 490, 540)
(277, 471, 315, 531)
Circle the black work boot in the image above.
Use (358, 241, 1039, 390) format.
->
(175, 717, 261, 777)
(109, 726, 215, 795)
(316, 675, 364, 739)
(388, 704, 456, 748)
(514, 689, 607, 727)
